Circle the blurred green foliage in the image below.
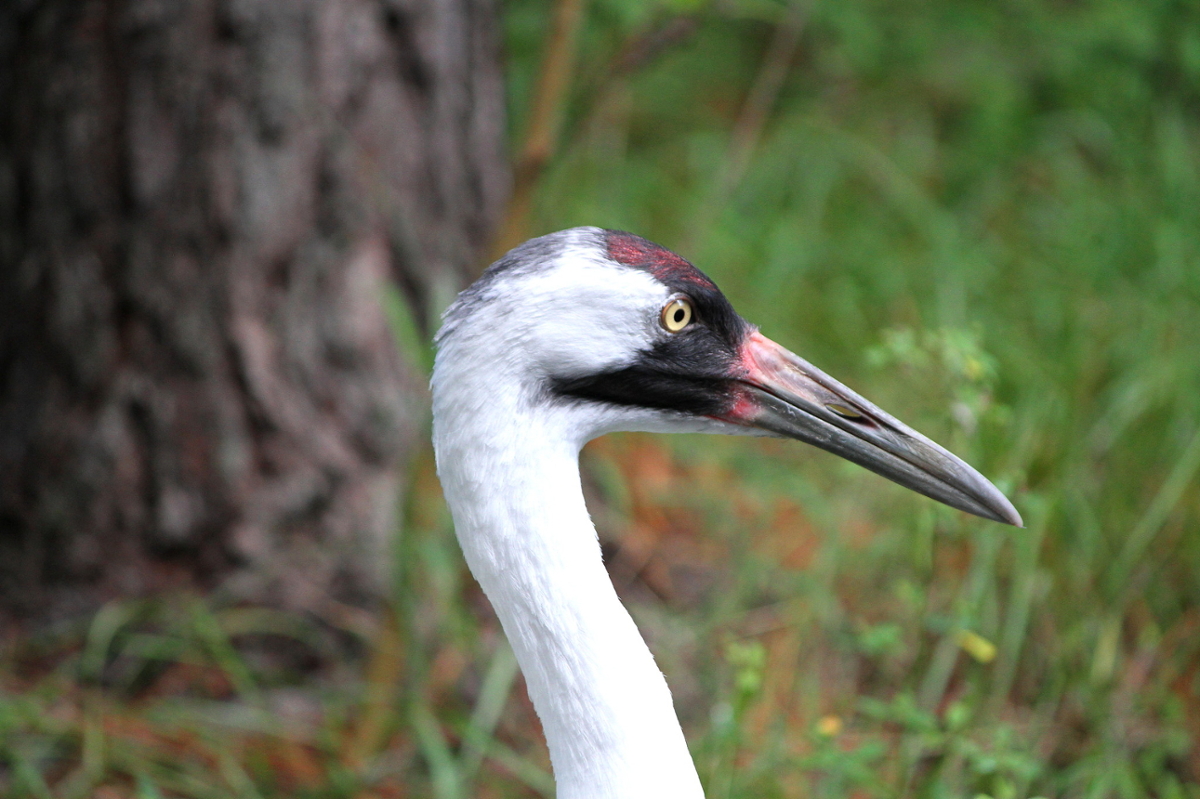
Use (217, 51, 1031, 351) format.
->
(508, 0, 1200, 795)
(4, 0, 1199, 796)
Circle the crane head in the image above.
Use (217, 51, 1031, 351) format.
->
(433, 227, 1022, 527)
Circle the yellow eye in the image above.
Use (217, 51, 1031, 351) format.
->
(660, 297, 694, 332)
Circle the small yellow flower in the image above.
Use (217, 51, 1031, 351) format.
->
(816, 715, 843, 737)
(957, 629, 997, 663)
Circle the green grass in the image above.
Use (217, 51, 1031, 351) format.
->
(4, 0, 1200, 796)
(520, 0, 1200, 794)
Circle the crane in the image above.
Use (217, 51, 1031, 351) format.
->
(431, 227, 1021, 799)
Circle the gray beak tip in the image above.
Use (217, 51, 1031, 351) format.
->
(960, 467, 1024, 528)
(992, 503, 1024, 528)
(964, 482, 1022, 525)
(972, 481, 1023, 527)
(1000, 502, 1025, 529)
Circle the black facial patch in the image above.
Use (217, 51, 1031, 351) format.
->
(552, 340, 739, 416)
(551, 231, 753, 416)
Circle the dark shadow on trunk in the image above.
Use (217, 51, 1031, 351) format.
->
(0, 0, 508, 628)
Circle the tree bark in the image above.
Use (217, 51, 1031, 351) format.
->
(0, 0, 507, 627)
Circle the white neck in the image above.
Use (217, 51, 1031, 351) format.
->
(433, 398, 704, 799)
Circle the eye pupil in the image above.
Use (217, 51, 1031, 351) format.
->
(661, 297, 694, 332)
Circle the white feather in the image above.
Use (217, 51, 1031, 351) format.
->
(432, 229, 710, 798)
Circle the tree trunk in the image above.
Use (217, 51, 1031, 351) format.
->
(0, 0, 507, 628)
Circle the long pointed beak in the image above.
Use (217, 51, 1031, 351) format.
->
(721, 332, 1023, 526)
